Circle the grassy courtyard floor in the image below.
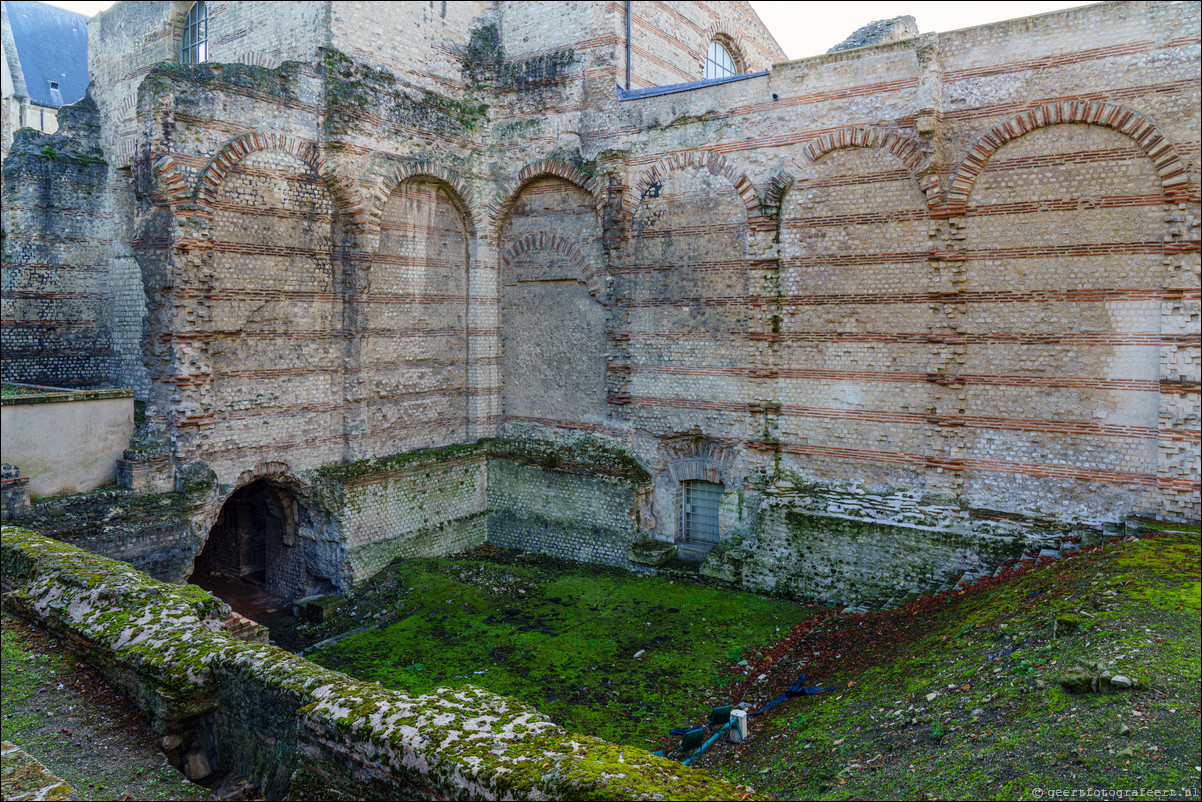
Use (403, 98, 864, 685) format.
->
(289, 528, 1201, 800)
(290, 547, 824, 749)
(3, 525, 1196, 801)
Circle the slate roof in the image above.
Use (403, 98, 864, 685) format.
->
(616, 70, 768, 102)
(2, 0, 88, 108)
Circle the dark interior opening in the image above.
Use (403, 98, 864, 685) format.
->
(192, 479, 308, 624)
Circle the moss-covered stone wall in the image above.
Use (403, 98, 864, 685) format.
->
(0, 526, 754, 801)
(320, 445, 489, 583)
(487, 459, 641, 568)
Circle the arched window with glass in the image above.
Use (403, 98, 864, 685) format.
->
(181, 1, 208, 64)
(704, 40, 737, 80)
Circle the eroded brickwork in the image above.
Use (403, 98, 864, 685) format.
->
(2, 1, 1197, 604)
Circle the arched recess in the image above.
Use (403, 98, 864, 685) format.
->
(489, 159, 602, 244)
(196, 143, 348, 472)
(194, 132, 363, 227)
(775, 142, 932, 486)
(631, 151, 761, 223)
(652, 435, 743, 553)
(622, 152, 754, 440)
(803, 126, 940, 205)
(946, 101, 1190, 212)
(191, 466, 339, 603)
(366, 161, 477, 241)
(956, 120, 1173, 517)
(498, 173, 609, 429)
(354, 172, 473, 457)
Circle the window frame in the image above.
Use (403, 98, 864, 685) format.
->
(181, 1, 208, 65)
(681, 480, 723, 547)
(703, 40, 737, 80)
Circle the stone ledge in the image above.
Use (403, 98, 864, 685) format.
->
(0, 526, 759, 801)
(0, 384, 135, 406)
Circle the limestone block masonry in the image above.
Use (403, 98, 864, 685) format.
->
(0, 1, 1198, 606)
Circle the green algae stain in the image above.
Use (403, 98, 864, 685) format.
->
(303, 552, 819, 749)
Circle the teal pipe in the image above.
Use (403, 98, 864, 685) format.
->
(682, 720, 733, 766)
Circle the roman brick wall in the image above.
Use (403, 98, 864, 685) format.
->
(617, 152, 758, 444)
(0, 101, 116, 389)
(329, 0, 489, 99)
(499, 175, 610, 432)
(5, 2, 1197, 604)
(353, 178, 471, 459)
(127, 59, 358, 483)
(332, 448, 488, 584)
(202, 146, 347, 469)
(548, 1, 1199, 531)
(88, 1, 327, 166)
(487, 458, 639, 567)
(623, 1, 784, 89)
(499, 0, 610, 62)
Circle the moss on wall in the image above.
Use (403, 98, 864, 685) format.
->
(1, 526, 760, 800)
(488, 426, 651, 484)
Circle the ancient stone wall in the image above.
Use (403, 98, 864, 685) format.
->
(88, 0, 328, 166)
(2, 2, 1197, 605)
(488, 459, 639, 567)
(0, 98, 114, 388)
(331, 0, 490, 98)
(326, 445, 488, 581)
(500, 174, 610, 430)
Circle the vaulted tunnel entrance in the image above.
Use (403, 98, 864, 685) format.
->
(192, 479, 310, 621)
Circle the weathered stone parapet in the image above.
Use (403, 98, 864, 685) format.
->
(116, 456, 175, 493)
(0, 526, 757, 801)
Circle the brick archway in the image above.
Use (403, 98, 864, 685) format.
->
(801, 126, 939, 206)
(192, 132, 362, 226)
(946, 101, 1190, 212)
(365, 160, 478, 239)
(489, 158, 603, 245)
(631, 150, 762, 228)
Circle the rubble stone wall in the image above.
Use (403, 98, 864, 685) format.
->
(1, 2, 1197, 606)
(0, 100, 113, 389)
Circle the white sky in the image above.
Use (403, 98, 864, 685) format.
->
(42, 0, 1096, 61)
(749, 1, 1095, 59)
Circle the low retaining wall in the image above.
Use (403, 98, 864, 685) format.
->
(0, 385, 135, 497)
(487, 459, 641, 568)
(320, 445, 489, 584)
(0, 526, 753, 801)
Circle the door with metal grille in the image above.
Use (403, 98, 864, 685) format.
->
(682, 481, 723, 547)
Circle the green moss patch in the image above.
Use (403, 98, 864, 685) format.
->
(298, 548, 821, 749)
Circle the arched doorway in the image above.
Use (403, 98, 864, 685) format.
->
(192, 479, 308, 606)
